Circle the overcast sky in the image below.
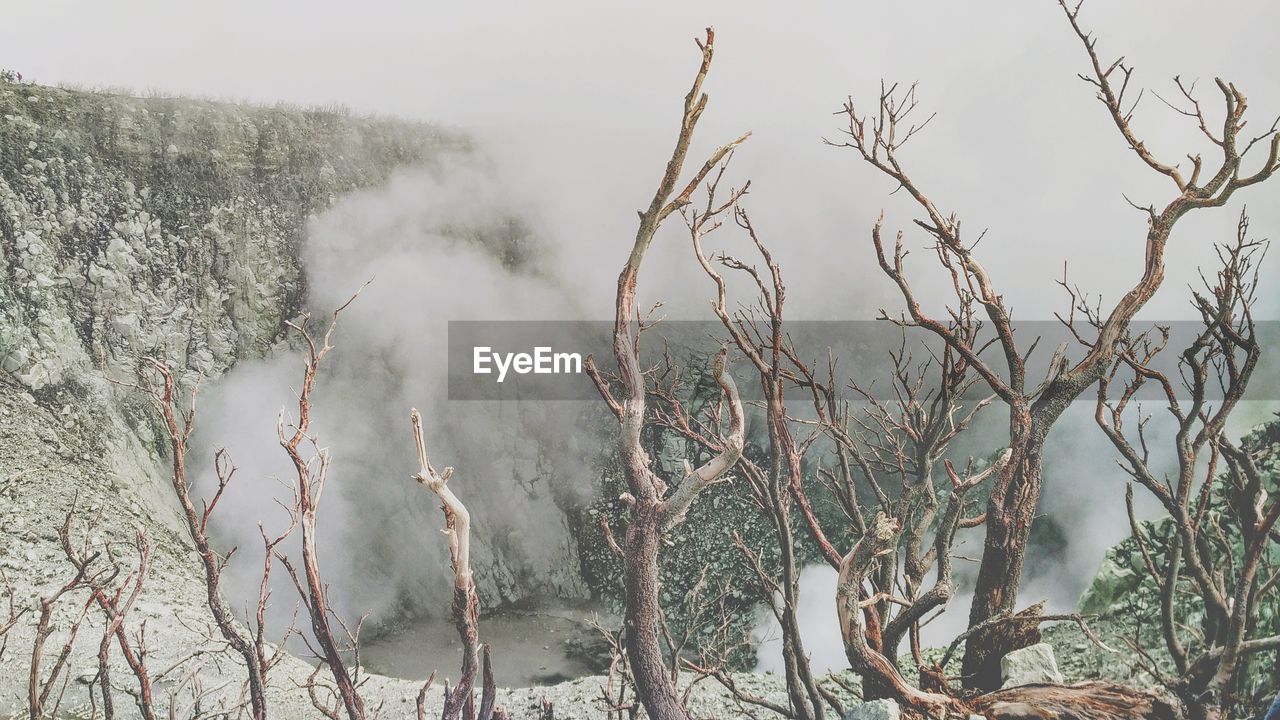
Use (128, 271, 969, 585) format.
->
(5, 1, 1279, 322)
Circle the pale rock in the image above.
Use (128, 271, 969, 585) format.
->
(1001, 642, 1065, 688)
(1, 347, 28, 372)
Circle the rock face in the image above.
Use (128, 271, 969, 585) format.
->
(0, 80, 475, 714)
(0, 79, 472, 540)
(1, 80, 467, 392)
(843, 698, 901, 720)
(0, 79, 594, 609)
(0, 83, 470, 546)
(1000, 643, 1065, 688)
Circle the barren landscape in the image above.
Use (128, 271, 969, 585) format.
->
(2, 2, 1278, 719)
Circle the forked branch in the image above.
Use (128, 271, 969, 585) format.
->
(409, 409, 507, 720)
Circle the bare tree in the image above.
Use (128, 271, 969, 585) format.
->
(669, 159, 1172, 718)
(641, 15, 1246, 714)
(683, 184, 986, 714)
(28, 536, 96, 720)
(667, 150, 1006, 713)
(584, 26, 748, 720)
(799, 341, 1004, 701)
(831, 0, 1280, 689)
(836, 512, 952, 718)
(655, 171, 828, 720)
(57, 505, 156, 720)
(408, 408, 509, 720)
(1093, 211, 1278, 719)
(127, 357, 289, 718)
(272, 298, 370, 720)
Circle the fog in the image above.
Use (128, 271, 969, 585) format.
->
(189, 160, 606, 628)
(6, 0, 1277, 670)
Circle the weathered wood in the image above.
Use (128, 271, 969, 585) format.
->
(973, 682, 1181, 720)
(410, 409, 505, 720)
(585, 26, 748, 720)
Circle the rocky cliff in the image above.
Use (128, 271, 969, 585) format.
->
(0, 78, 594, 609)
(1, 80, 467, 389)
(0, 79, 479, 715)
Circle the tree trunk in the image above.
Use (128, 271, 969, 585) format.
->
(774, 501, 823, 720)
(624, 505, 691, 720)
(778, 608, 823, 720)
(974, 682, 1182, 720)
(963, 406, 1044, 691)
(768, 414, 824, 720)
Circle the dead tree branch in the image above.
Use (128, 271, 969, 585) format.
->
(408, 408, 508, 720)
(58, 507, 156, 720)
(1096, 210, 1274, 717)
(275, 294, 369, 720)
(829, 0, 1280, 689)
(585, 26, 748, 720)
(128, 358, 278, 720)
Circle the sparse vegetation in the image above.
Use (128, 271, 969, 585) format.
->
(1, 3, 1277, 719)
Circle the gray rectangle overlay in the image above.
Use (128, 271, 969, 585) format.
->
(447, 320, 1280, 402)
